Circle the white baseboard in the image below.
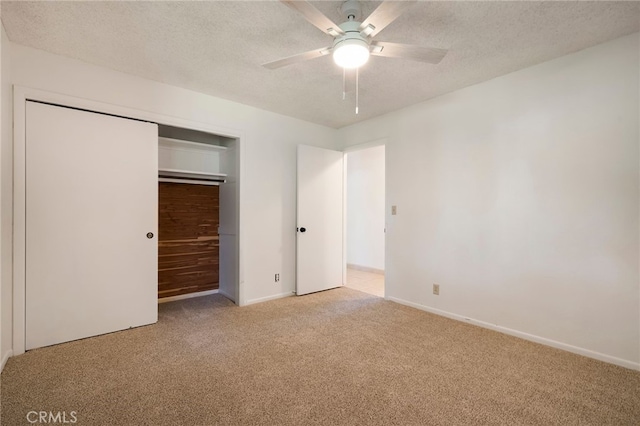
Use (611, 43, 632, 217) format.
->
(347, 264, 384, 275)
(1, 350, 13, 372)
(158, 289, 218, 304)
(387, 296, 640, 371)
(244, 291, 295, 306)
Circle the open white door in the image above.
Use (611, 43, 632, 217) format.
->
(296, 145, 344, 295)
(25, 101, 158, 350)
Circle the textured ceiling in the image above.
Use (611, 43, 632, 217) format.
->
(2, 1, 639, 128)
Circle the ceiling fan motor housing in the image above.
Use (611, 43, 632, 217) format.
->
(332, 22, 370, 68)
(333, 21, 369, 68)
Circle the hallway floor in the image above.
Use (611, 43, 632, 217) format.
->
(346, 267, 384, 297)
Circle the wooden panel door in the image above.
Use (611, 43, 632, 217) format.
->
(25, 101, 158, 350)
(296, 145, 344, 295)
(158, 182, 220, 298)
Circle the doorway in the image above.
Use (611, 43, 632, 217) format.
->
(345, 144, 386, 297)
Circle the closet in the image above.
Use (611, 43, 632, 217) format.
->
(20, 99, 240, 352)
(157, 125, 237, 302)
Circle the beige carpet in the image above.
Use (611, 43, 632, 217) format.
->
(1, 288, 639, 425)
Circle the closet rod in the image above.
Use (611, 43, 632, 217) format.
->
(159, 178, 223, 186)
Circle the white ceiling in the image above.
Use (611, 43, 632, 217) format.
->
(2, 1, 639, 128)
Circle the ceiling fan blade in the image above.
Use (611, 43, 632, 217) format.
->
(359, 0, 416, 38)
(370, 41, 447, 64)
(280, 1, 344, 36)
(263, 47, 332, 69)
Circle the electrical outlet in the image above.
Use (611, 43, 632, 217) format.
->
(433, 284, 440, 295)
(391, 205, 397, 215)
(275, 273, 280, 283)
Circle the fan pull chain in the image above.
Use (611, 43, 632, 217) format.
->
(355, 67, 359, 114)
(342, 67, 346, 100)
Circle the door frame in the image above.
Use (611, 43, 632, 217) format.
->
(12, 86, 244, 355)
(342, 138, 387, 298)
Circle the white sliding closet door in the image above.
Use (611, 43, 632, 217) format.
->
(25, 101, 158, 350)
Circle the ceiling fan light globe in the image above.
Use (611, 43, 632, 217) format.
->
(333, 40, 370, 69)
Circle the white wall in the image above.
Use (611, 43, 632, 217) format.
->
(7, 43, 340, 316)
(1, 20, 13, 369)
(338, 33, 640, 369)
(346, 145, 385, 271)
(158, 138, 221, 175)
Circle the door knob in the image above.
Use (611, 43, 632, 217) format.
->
(299, 227, 306, 233)
(147, 232, 154, 239)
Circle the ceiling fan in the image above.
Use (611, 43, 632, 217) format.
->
(262, 0, 448, 70)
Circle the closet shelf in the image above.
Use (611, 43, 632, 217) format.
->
(158, 168, 227, 183)
(159, 136, 228, 151)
